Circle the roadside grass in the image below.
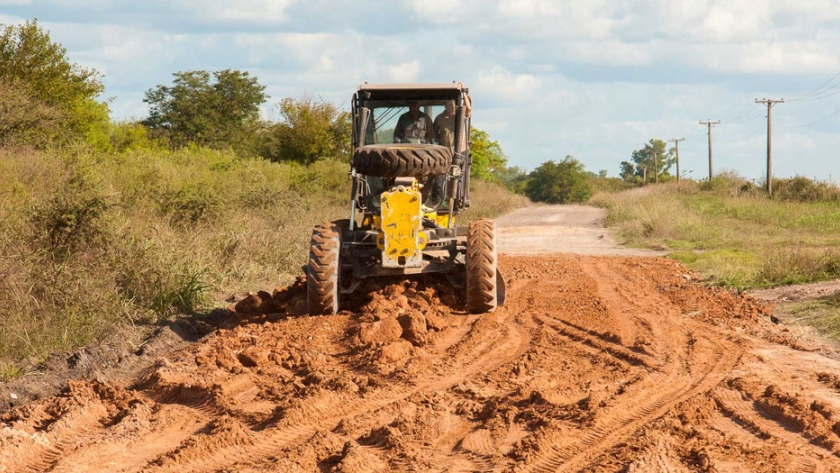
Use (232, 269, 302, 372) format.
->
(780, 294, 840, 341)
(461, 179, 531, 220)
(591, 176, 840, 290)
(0, 147, 528, 378)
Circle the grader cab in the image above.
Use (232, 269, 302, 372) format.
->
(306, 83, 505, 315)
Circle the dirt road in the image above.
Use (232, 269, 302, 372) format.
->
(2, 205, 840, 472)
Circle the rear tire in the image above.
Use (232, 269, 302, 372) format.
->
(466, 219, 498, 313)
(353, 144, 452, 178)
(307, 222, 341, 315)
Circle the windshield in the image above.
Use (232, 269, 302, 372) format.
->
(365, 101, 456, 147)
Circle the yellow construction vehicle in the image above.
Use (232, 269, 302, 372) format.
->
(307, 83, 505, 315)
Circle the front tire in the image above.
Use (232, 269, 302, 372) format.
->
(466, 219, 498, 313)
(307, 222, 341, 315)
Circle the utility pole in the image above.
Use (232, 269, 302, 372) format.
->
(699, 120, 720, 181)
(669, 138, 685, 184)
(755, 98, 784, 197)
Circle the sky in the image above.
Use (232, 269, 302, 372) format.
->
(3, 0, 840, 181)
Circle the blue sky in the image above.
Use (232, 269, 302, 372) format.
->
(3, 0, 840, 181)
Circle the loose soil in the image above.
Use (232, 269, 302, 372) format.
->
(3, 205, 840, 472)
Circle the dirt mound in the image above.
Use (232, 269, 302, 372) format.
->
(2, 255, 839, 472)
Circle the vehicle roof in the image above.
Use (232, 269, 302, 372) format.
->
(358, 82, 466, 92)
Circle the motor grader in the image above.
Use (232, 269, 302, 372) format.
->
(306, 82, 505, 315)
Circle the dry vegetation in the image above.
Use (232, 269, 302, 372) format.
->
(0, 146, 527, 379)
(591, 173, 840, 289)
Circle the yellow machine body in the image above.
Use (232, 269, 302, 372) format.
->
(378, 185, 424, 268)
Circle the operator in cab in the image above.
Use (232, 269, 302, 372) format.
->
(394, 101, 435, 144)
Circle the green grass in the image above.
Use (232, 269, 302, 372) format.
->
(591, 177, 840, 289)
(0, 146, 528, 375)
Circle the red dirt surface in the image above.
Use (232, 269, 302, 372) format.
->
(2, 255, 840, 472)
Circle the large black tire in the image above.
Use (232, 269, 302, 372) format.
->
(466, 219, 498, 313)
(307, 222, 341, 315)
(353, 144, 452, 178)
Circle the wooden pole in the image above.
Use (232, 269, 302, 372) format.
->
(669, 137, 685, 185)
(755, 98, 784, 197)
(699, 121, 720, 181)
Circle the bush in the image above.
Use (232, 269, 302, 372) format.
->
(30, 154, 112, 255)
(773, 176, 840, 203)
(699, 170, 756, 197)
(260, 96, 351, 164)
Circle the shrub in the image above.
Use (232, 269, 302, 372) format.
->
(774, 176, 840, 203)
(261, 96, 351, 164)
(30, 154, 111, 255)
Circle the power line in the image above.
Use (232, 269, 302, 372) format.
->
(728, 108, 764, 125)
(788, 69, 840, 102)
(720, 123, 766, 144)
(786, 105, 840, 129)
(723, 103, 756, 123)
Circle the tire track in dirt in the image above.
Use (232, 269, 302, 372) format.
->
(712, 387, 831, 472)
(4, 249, 840, 471)
(143, 308, 531, 472)
(524, 257, 745, 472)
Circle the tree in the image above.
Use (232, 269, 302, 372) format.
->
(143, 69, 267, 153)
(261, 96, 351, 163)
(620, 139, 675, 184)
(470, 127, 508, 182)
(496, 165, 529, 194)
(525, 156, 592, 204)
(0, 19, 108, 147)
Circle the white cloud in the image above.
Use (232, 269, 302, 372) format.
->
(475, 67, 539, 104)
(182, 0, 294, 24)
(408, 0, 463, 23)
(385, 60, 421, 83)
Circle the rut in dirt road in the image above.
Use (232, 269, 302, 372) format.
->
(2, 255, 840, 472)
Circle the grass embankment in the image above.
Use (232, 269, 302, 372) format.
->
(592, 175, 840, 340)
(0, 147, 527, 378)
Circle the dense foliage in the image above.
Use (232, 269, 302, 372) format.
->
(469, 127, 509, 182)
(143, 69, 267, 154)
(525, 156, 592, 204)
(0, 20, 109, 148)
(261, 96, 352, 164)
